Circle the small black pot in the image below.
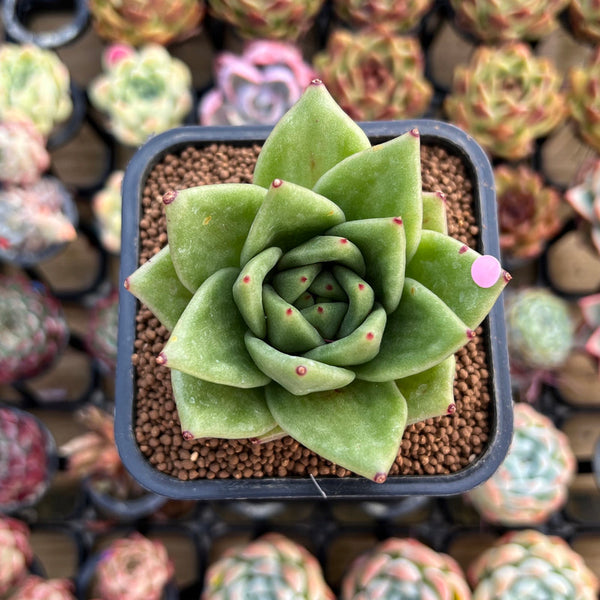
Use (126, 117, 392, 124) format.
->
(115, 120, 513, 500)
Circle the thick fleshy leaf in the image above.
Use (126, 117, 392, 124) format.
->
(313, 131, 422, 261)
(303, 305, 386, 366)
(333, 266, 374, 338)
(309, 271, 347, 301)
(295, 292, 316, 309)
(422, 191, 448, 235)
(579, 293, 600, 328)
(165, 184, 265, 292)
(233, 247, 282, 338)
(263, 285, 324, 353)
(245, 332, 355, 395)
(395, 355, 456, 425)
(301, 302, 347, 340)
(171, 369, 275, 439)
(328, 217, 406, 313)
(253, 81, 371, 189)
(354, 278, 470, 381)
(125, 245, 192, 331)
(278, 236, 366, 276)
(161, 268, 270, 388)
(240, 179, 345, 265)
(266, 380, 407, 482)
(272, 264, 322, 304)
(250, 425, 287, 444)
(405, 230, 509, 330)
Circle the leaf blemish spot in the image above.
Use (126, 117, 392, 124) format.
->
(300, 276, 308, 283)
(286, 308, 293, 316)
(243, 275, 251, 284)
(393, 217, 403, 225)
(340, 238, 348, 244)
(296, 365, 307, 376)
(272, 178, 283, 188)
(317, 306, 324, 313)
(447, 404, 457, 415)
(203, 215, 212, 225)
(325, 284, 333, 291)
(459, 245, 468, 254)
(366, 332, 374, 340)
(358, 283, 365, 291)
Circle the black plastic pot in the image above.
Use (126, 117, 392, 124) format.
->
(115, 120, 513, 500)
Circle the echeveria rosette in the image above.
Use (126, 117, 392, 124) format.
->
(468, 530, 599, 600)
(466, 402, 576, 526)
(125, 81, 509, 482)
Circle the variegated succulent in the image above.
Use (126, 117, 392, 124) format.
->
(94, 533, 174, 600)
(0, 120, 50, 186)
(450, 0, 569, 42)
(466, 402, 576, 526)
(0, 516, 33, 597)
(313, 27, 433, 121)
(0, 275, 69, 386)
(0, 43, 72, 137)
(89, 0, 204, 46)
(125, 81, 509, 482)
(332, 0, 433, 33)
(0, 176, 77, 266)
(567, 47, 600, 154)
(207, 0, 326, 40)
(468, 529, 599, 599)
(8, 576, 77, 600)
(495, 164, 564, 262)
(202, 532, 333, 599)
(341, 537, 472, 600)
(445, 42, 567, 160)
(93, 170, 123, 254)
(199, 40, 316, 126)
(88, 44, 193, 146)
(569, 0, 600, 44)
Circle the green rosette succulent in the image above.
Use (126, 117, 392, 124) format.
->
(0, 43, 72, 137)
(125, 81, 509, 482)
(468, 529, 599, 599)
(445, 42, 567, 160)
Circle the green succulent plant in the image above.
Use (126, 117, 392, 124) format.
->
(125, 81, 509, 482)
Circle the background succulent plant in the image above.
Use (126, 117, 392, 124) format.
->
(0, 120, 50, 186)
(495, 164, 564, 262)
(569, 0, 600, 44)
(88, 0, 205, 46)
(567, 47, 600, 154)
(313, 27, 433, 121)
(202, 532, 334, 599)
(0, 275, 69, 386)
(0, 515, 33, 597)
(93, 170, 123, 254)
(199, 40, 316, 126)
(93, 533, 174, 600)
(444, 42, 567, 160)
(340, 537, 472, 599)
(88, 44, 193, 146)
(207, 0, 326, 40)
(0, 407, 55, 513)
(126, 82, 508, 482)
(450, 0, 569, 43)
(0, 43, 72, 138)
(468, 529, 599, 599)
(466, 402, 576, 526)
(9, 575, 77, 600)
(332, 0, 433, 33)
(0, 177, 77, 266)
(85, 289, 119, 374)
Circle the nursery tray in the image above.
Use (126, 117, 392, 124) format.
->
(115, 120, 513, 500)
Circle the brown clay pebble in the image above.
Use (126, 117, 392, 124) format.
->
(132, 143, 492, 481)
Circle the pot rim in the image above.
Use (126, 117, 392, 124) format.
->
(115, 119, 513, 500)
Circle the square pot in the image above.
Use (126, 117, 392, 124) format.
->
(115, 120, 512, 500)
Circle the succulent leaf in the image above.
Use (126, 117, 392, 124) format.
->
(396, 354, 457, 425)
(240, 179, 345, 265)
(328, 217, 406, 313)
(125, 245, 193, 331)
(422, 191, 448, 235)
(253, 81, 371, 189)
(266, 380, 407, 482)
(355, 278, 470, 381)
(332, 266, 375, 337)
(171, 369, 275, 439)
(314, 132, 422, 261)
(272, 263, 322, 303)
(162, 268, 271, 388)
(406, 230, 508, 329)
(233, 247, 282, 338)
(165, 184, 266, 292)
(245, 332, 355, 395)
(301, 302, 348, 339)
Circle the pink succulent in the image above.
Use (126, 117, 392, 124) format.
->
(0, 120, 50, 186)
(9, 576, 76, 600)
(0, 516, 33, 597)
(199, 40, 316, 126)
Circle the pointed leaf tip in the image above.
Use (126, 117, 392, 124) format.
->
(163, 190, 178, 204)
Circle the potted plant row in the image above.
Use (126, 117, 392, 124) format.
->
(115, 81, 512, 500)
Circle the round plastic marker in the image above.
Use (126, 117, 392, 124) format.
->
(471, 255, 501, 288)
